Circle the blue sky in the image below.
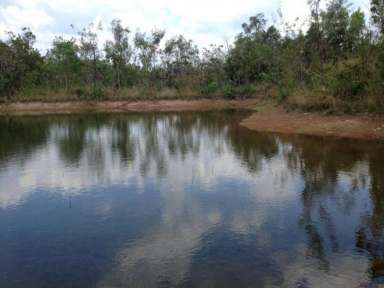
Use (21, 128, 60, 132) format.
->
(0, 0, 371, 51)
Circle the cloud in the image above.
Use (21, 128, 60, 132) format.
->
(1, 5, 52, 28)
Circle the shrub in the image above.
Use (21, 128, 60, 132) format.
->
(328, 59, 367, 100)
(200, 81, 219, 96)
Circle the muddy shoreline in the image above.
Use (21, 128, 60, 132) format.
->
(0, 99, 259, 115)
(241, 111, 384, 140)
(1, 99, 383, 140)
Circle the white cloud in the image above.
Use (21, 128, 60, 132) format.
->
(0, 5, 52, 29)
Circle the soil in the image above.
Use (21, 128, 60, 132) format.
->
(241, 110, 384, 140)
(1, 99, 384, 140)
(0, 99, 259, 115)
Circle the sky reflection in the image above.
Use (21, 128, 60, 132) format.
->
(0, 112, 383, 288)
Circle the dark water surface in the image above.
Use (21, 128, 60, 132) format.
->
(0, 111, 384, 288)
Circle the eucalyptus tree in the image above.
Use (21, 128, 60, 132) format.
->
(226, 13, 282, 85)
(0, 28, 42, 97)
(78, 23, 102, 96)
(134, 29, 165, 73)
(0, 40, 16, 97)
(371, 0, 384, 96)
(104, 19, 132, 89)
(161, 35, 199, 88)
(320, 0, 351, 61)
(347, 9, 366, 53)
(200, 44, 227, 94)
(306, 0, 324, 67)
(47, 37, 80, 91)
(371, 0, 384, 36)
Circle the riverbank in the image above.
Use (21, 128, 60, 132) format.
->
(241, 110, 384, 140)
(1, 99, 384, 140)
(0, 99, 259, 115)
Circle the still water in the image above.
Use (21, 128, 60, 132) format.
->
(0, 111, 383, 288)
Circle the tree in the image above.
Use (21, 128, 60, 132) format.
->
(134, 29, 165, 72)
(47, 37, 80, 91)
(371, 0, 384, 36)
(347, 10, 366, 53)
(305, 0, 324, 67)
(78, 23, 102, 97)
(320, 0, 351, 61)
(161, 35, 199, 87)
(0, 27, 42, 97)
(200, 44, 227, 94)
(0, 40, 16, 97)
(226, 14, 281, 85)
(104, 19, 132, 89)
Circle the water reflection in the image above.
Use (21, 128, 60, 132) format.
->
(0, 112, 383, 288)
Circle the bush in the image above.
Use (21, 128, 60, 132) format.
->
(200, 81, 219, 96)
(75, 85, 106, 100)
(277, 79, 295, 102)
(328, 59, 367, 100)
(223, 84, 236, 99)
(237, 84, 256, 98)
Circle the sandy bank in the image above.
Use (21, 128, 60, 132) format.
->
(0, 99, 259, 115)
(241, 111, 384, 140)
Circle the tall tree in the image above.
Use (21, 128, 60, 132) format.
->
(134, 29, 165, 72)
(0, 28, 42, 97)
(78, 23, 101, 96)
(321, 0, 351, 61)
(226, 14, 281, 84)
(306, 0, 324, 66)
(0, 40, 16, 97)
(47, 37, 80, 91)
(162, 35, 199, 87)
(371, 0, 384, 35)
(104, 19, 132, 89)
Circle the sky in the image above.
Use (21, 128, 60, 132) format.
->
(0, 0, 371, 52)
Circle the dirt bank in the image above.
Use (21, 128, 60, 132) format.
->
(0, 99, 259, 115)
(241, 111, 384, 140)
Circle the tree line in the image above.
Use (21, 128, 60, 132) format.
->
(1, 0, 384, 112)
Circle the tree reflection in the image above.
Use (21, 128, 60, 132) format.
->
(111, 117, 135, 164)
(356, 149, 384, 279)
(282, 134, 384, 281)
(229, 127, 279, 173)
(54, 114, 110, 166)
(1, 112, 384, 286)
(0, 116, 50, 167)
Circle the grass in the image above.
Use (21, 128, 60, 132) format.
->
(3, 84, 383, 115)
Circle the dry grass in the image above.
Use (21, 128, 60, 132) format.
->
(7, 86, 205, 103)
(286, 88, 338, 111)
(6, 85, 382, 115)
(107, 87, 203, 100)
(285, 88, 384, 114)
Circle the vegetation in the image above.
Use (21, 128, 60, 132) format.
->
(1, 0, 384, 113)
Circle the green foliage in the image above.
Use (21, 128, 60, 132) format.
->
(277, 80, 295, 102)
(1, 0, 384, 112)
(162, 35, 199, 88)
(0, 28, 43, 98)
(225, 14, 281, 85)
(104, 19, 132, 89)
(371, 0, 384, 35)
(134, 29, 165, 72)
(328, 58, 367, 99)
(200, 81, 219, 96)
(46, 37, 80, 91)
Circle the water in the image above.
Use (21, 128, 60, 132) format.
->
(0, 111, 383, 288)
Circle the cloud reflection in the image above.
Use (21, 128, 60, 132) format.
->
(0, 113, 383, 287)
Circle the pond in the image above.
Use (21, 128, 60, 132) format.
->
(0, 111, 383, 288)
